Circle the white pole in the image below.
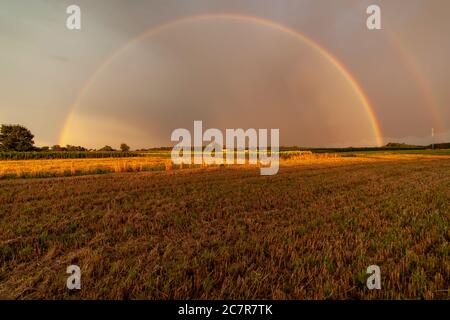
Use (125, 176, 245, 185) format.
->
(431, 128, 434, 150)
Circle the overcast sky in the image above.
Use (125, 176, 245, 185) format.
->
(1, 0, 449, 148)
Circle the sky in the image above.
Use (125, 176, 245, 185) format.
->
(1, 0, 449, 148)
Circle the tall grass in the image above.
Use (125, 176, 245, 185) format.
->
(0, 157, 167, 179)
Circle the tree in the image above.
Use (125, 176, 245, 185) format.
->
(0, 124, 35, 151)
(120, 143, 130, 152)
(98, 145, 115, 152)
(66, 145, 87, 152)
(51, 145, 66, 151)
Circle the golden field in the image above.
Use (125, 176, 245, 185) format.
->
(0, 154, 449, 299)
(0, 157, 169, 179)
(0, 151, 334, 179)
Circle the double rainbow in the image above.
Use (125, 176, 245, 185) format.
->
(60, 13, 385, 146)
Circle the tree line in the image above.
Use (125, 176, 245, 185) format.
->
(0, 124, 131, 152)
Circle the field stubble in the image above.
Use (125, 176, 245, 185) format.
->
(0, 154, 449, 299)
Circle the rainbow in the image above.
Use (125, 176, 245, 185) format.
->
(60, 13, 384, 146)
(384, 29, 442, 133)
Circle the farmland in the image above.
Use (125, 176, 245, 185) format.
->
(0, 157, 169, 179)
(0, 153, 449, 299)
(0, 151, 321, 179)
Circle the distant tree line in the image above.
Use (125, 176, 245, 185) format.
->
(0, 124, 131, 152)
(2, 124, 449, 154)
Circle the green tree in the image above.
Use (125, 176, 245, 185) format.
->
(0, 124, 35, 151)
(120, 143, 130, 152)
(66, 145, 87, 152)
(99, 145, 115, 152)
(51, 145, 66, 151)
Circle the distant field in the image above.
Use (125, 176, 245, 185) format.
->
(0, 157, 169, 179)
(2, 149, 449, 180)
(0, 154, 448, 299)
(345, 149, 450, 156)
(0, 151, 328, 179)
(382, 149, 450, 155)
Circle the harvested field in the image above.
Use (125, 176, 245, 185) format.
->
(0, 155, 449, 299)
